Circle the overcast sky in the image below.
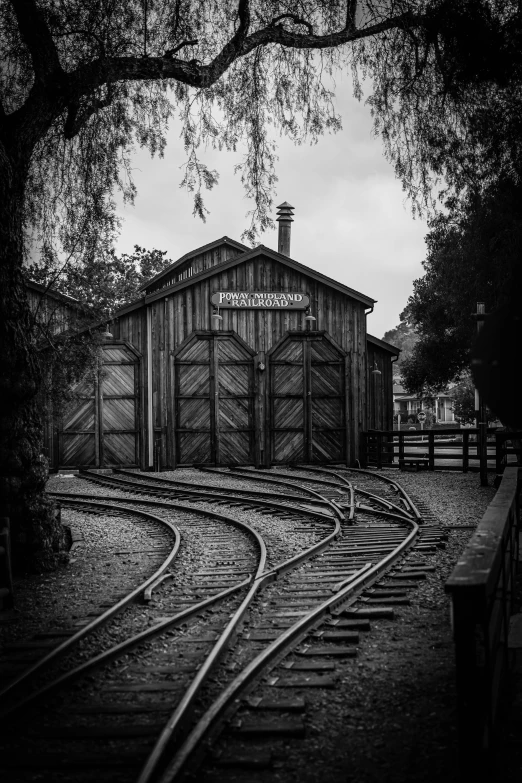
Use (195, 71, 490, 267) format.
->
(115, 81, 429, 340)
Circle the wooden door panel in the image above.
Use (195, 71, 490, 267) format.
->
(311, 364, 343, 395)
(270, 334, 346, 464)
(63, 400, 95, 431)
(103, 398, 135, 430)
(312, 429, 345, 461)
(178, 398, 210, 429)
(178, 432, 212, 463)
(274, 339, 303, 363)
(180, 339, 210, 362)
(217, 337, 250, 362)
(218, 397, 251, 429)
(219, 432, 251, 463)
(311, 398, 343, 429)
(175, 334, 255, 465)
(101, 364, 134, 395)
(273, 397, 304, 428)
(272, 364, 303, 394)
(178, 365, 210, 396)
(217, 338, 254, 463)
(310, 340, 341, 362)
(104, 433, 138, 465)
(103, 347, 131, 362)
(61, 434, 96, 466)
(218, 363, 250, 396)
(273, 431, 304, 462)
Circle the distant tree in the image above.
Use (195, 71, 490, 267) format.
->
(382, 321, 419, 380)
(451, 372, 499, 426)
(26, 246, 171, 320)
(401, 176, 522, 395)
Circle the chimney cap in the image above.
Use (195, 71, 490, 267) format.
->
(276, 201, 295, 222)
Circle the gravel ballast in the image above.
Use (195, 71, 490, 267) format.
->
(1, 469, 500, 782)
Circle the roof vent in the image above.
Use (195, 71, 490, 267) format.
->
(276, 202, 294, 257)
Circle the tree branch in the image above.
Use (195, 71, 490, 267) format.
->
(164, 39, 199, 58)
(346, 0, 358, 31)
(270, 14, 314, 35)
(64, 94, 113, 139)
(64, 9, 422, 99)
(9, 0, 63, 84)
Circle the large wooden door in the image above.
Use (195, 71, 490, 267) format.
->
(174, 333, 255, 465)
(269, 333, 347, 463)
(58, 343, 140, 467)
(100, 346, 140, 466)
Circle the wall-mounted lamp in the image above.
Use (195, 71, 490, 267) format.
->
(212, 309, 223, 327)
(304, 310, 316, 331)
(101, 323, 113, 339)
(371, 362, 382, 376)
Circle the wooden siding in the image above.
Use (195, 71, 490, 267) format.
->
(144, 240, 246, 295)
(26, 282, 85, 336)
(48, 342, 141, 469)
(366, 342, 396, 431)
(115, 252, 368, 467)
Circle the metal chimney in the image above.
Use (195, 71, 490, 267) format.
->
(276, 201, 294, 256)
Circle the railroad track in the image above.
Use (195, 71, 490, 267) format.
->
(0, 466, 446, 782)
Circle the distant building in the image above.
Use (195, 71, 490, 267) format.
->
(393, 382, 456, 426)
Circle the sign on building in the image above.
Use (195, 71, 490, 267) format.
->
(211, 292, 310, 309)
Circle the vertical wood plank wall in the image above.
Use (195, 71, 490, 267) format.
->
(366, 342, 396, 431)
(114, 252, 373, 467)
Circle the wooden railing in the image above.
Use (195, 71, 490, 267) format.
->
(360, 429, 521, 473)
(445, 467, 521, 780)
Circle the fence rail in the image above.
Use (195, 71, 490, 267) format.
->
(445, 466, 521, 780)
(360, 429, 521, 473)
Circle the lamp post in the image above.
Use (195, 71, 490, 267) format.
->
(475, 302, 488, 486)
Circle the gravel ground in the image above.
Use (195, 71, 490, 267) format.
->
(198, 468, 498, 783)
(1, 469, 499, 783)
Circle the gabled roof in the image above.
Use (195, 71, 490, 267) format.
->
(25, 279, 91, 312)
(139, 236, 249, 292)
(367, 334, 401, 355)
(118, 242, 376, 317)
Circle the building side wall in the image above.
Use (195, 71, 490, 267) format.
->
(366, 343, 396, 431)
(115, 254, 369, 467)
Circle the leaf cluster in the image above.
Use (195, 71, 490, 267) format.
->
(401, 175, 522, 394)
(26, 244, 170, 319)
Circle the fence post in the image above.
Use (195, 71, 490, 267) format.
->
(463, 431, 469, 473)
(495, 433, 504, 475)
(376, 432, 383, 469)
(398, 432, 405, 469)
(428, 431, 435, 471)
(479, 421, 489, 486)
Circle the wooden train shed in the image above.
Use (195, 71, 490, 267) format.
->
(45, 204, 400, 470)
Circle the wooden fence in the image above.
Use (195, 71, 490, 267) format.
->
(445, 466, 521, 780)
(360, 429, 521, 473)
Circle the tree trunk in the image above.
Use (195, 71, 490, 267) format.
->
(0, 160, 69, 573)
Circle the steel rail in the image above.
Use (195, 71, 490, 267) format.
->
(78, 470, 337, 519)
(115, 468, 315, 503)
(1, 493, 269, 718)
(0, 499, 181, 703)
(137, 490, 343, 783)
(158, 509, 420, 782)
(224, 465, 354, 493)
(353, 486, 414, 519)
(326, 465, 424, 522)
